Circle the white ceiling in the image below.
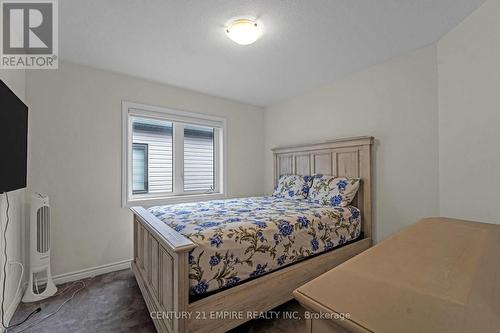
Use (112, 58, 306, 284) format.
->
(60, 0, 485, 107)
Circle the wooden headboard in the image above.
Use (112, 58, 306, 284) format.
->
(272, 136, 374, 242)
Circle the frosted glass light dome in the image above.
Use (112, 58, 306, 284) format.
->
(225, 18, 261, 45)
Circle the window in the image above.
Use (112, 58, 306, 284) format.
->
(122, 102, 226, 206)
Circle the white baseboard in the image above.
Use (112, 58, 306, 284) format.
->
(52, 259, 132, 285)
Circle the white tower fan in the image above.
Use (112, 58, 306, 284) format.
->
(23, 193, 57, 302)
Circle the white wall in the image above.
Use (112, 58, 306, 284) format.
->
(264, 45, 440, 242)
(26, 62, 265, 277)
(0, 69, 26, 324)
(437, 0, 500, 224)
(21, 0, 500, 283)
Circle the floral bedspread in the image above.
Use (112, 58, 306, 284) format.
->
(148, 197, 361, 296)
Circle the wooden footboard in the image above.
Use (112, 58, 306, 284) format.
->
(132, 207, 196, 333)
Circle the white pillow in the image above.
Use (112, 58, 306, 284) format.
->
(273, 175, 313, 200)
(308, 175, 360, 207)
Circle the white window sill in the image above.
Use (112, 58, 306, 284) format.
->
(124, 192, 227, 208)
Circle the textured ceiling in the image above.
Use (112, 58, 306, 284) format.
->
(60, 0, 485, 107)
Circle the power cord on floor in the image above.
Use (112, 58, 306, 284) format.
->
(4, 308, 41, 332)
(9, 280, 87, 333)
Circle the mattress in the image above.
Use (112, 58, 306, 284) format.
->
(148, 196, 361, 296)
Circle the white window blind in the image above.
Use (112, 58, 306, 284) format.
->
(184, 125, 215, 192)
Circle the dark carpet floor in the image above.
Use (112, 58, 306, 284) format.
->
(9, 269, 305, 333)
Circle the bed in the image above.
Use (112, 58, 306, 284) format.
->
(130, 136, 374, 333)
(148, 196, 362, 297)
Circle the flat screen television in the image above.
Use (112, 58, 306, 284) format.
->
(0, 79, 28, 193)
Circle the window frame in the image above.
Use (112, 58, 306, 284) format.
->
(122, 101, 227, 207)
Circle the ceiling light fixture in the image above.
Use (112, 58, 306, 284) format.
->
(225, 18, 261, 45)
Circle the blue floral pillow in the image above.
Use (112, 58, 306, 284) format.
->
(308, 175, 360, 207)
(273, 175, 313, 200)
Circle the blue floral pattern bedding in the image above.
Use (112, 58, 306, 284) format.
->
(148, 197, 361, 296)
(309, 175, 360, 207)
(273, 175, 313, 199)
